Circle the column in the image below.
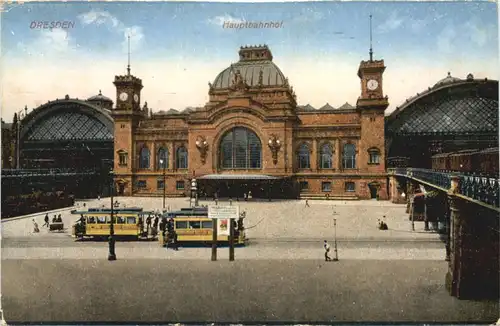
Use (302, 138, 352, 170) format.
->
(311, 139, 318, 171)
(334, 138, 340, 171)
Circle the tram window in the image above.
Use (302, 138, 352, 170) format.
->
(201, 221, 213, 229)
(97, 216, 106, 224)
(188, 221, 201, 229)
(175, 221, 188, 229)
(117, 216, 126, 224)
(127, 217, 136, 224)
(87, 216, 96, 223)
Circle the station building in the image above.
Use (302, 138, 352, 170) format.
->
(112, 45, 389, 199)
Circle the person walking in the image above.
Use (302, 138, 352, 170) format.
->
(43, 214, 49, 227)
(305, 199, 310, 208)
(323, 240, 332, 262)
(32, 219, 40, 233)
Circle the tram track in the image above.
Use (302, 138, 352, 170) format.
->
(2, 235, 445, 249)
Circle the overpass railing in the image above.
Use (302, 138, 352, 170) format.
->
(1, 168, 101, 178)
(389, 168, 500, 208)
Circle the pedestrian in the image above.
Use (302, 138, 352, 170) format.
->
(32, 219, 40, 233)
(43, 214, 49, 227)
(153, 215, 159, 234)
(323, 240, 332, 262)
(305, 199, 310, 207)
(146, 215, 152, 233)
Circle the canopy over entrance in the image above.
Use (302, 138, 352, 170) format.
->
(195, 174, 296, 199)
(197, 174, 282, 180)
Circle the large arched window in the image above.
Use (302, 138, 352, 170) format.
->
(343, 143, 356, 169)
(319, 143, 333, 169)
(220, 127, 261, 169)
(139, 146, 150, 169)
(298, 143, 310, 169)
(176, 146, 188, 169)
(157, 147, 168, 169)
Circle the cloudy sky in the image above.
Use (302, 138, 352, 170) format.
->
(1, 1, 498, 121)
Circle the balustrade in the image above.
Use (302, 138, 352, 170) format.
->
(391, 167, 499, 208)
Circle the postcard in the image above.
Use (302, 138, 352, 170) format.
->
(1, 1, 499, 324)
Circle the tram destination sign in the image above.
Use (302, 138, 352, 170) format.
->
(208, 205, 240, 219)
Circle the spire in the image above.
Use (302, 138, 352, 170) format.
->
(127, 35, 131, 75)
(369, 14, 373, 61)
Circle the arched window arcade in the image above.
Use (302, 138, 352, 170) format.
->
(139, 146, 150, 169)
(343, 143, 356, 169)
(319, 143, 333, 169)
(157, 147, 168, 169)
(176, 146, 188, 169)
(297, 143, 310, 169)
(219, 127, 262, 169)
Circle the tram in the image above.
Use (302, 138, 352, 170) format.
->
(71, 207, 155, 240)
(159, 207, 246, 245)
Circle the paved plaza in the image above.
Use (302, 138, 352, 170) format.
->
(2, 198, 497, 323)
(2, 197, 445, 260)
(3, 197, 441, 241)
(2, 259, 498, 323)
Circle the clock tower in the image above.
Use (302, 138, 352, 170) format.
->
(111, 37, 144, 195)
(356, 14, 388, 176)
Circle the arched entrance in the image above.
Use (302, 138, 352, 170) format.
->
(11, 99, 114, 198)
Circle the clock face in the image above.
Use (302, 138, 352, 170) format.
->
(133, 94, 139, 102)
(119, 92, 128, 102)
(367, 79, 379, 91)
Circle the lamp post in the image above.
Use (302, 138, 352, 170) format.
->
(16, 109, 25, 170)
(108, 169, 116, 261)
(332, 206, 339, 262)
(160, 159, 166, 210)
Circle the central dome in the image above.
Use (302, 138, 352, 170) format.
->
(212, 45, 287, 89)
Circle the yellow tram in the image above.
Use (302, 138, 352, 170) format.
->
(71, 207, 155, 239)
(159, 207, 246, 245)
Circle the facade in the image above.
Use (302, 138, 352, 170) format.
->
(2, 93, 114, 198)
(386, 73, 498, 169)
(111, 45, 389, 199)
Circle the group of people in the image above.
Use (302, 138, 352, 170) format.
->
(159, 217, 179, 250)
(42, 213, 63, 227)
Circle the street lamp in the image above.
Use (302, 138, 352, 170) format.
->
(108, 169, 116, 261)
(15, 108, 25, 169)
(160, 159, 166, 210)
(191, 178, 198, 207)
(333, 218, 339, 262)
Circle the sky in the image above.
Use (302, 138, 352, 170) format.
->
(1, 1, 498, 121)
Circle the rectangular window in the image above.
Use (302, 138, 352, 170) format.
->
(345, 182, 355, 192)
(137, 180, 147, 189)
(299, 181, 309, 192)
(369, 152, 380, 164)
(126, 217, 136, 224)
(176, 181, 185, 190)
(175, 221, 188, 229)
(188, 221, 201, 229)
(201, 221, 213, 229)
(157, 180, 165, 190)
(118, 153, 128, 166)
(322, 182, 332, 192)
